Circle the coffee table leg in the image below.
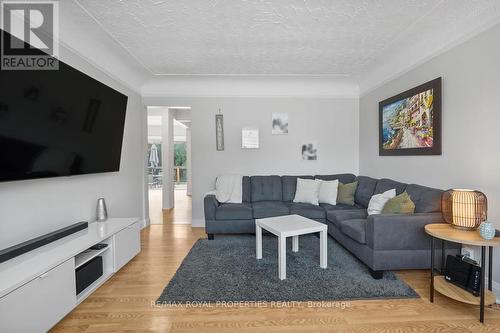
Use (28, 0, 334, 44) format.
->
(278, 236, 286, 280)
(256, 225, 262, 259)
(292, 235, 299, 252)
(320, 229, 327, 269)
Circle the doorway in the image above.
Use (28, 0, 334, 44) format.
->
(147, 107, 192, 225)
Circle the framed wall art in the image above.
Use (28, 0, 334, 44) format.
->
(215, 113, 224, 151)
(272, 113, 288, 134)
(242, 128, 259, 149)
(379, 77, 442, 156)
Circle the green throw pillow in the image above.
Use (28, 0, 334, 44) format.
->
(337, 181, 358, 206)
(382, 192, 415, 214)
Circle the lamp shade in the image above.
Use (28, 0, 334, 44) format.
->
(441, 189, 487, 230)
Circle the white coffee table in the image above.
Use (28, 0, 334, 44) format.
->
(255, 214, 328, 280)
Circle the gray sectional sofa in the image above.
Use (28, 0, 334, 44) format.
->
(204, 174, 459, 278)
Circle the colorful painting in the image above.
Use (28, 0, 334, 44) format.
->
(379, 78, 441, 156)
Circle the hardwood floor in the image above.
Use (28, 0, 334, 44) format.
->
(52, 208, 500, 332)
(149, 187, 192, 225)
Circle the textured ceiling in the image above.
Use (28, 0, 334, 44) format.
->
(76, 0, 500, 76)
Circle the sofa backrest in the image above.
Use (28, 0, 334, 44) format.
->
(354, 176, 378, 207)
(314, 173, 356, 184)
(406, 184, 443, 213)
(251, 176, 283, 202)
(374, 178, 407, 195)
(242, 176, 251, 202)
(238, 175, 440, 211)
(282, 175, 314, 202)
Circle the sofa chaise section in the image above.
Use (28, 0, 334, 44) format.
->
(204, 176, 255, 238)
(325, 179, 460, 278)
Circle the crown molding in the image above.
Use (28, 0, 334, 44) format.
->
(141, 75, 359, 99)
(56, 0, 150, 94)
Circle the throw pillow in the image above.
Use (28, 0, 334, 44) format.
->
(337, 181, 358, 206)
(367, 189, 396, 215)
(293, 178, 322, 205)
(318, 179, 339, 205)
(382, 192, 416, 214)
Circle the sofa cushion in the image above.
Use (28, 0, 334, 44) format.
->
(293, 178, 322, 205)
(355, 176, 378, 207)
(252, 201, 290, 218)
(382, 192, 416, 214)
(315, 173, 356, 184)
(216, 203, 253, 220)
(251, 176, 283, 202)
(340, 219, 367, 244)
(374, 178, 407, 195)
(282, 175, 314, 202)
(326, 209, 368, 229)
(318, 180, 339, 205)
(367, 189, 396, 215)
(242, 176, 251, 202)
(405, 184, 443, 213)
(288, 203, 326, 220)
(337, 181, 358, 205)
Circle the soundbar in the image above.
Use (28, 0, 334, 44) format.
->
(0, 221, 88, 264)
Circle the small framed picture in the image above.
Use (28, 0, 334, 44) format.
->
(301, 141, 318, 160)
(272, 113, 288, 134)
(215, 114, 224, 151)
(242, 128, 259, 149)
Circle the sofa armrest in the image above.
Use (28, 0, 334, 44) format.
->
(366, 213, 444, 251)
(204, 194, 220, 221)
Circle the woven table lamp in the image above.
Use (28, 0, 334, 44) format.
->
(441, 189, 487, 230)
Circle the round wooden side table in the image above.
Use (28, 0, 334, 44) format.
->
(425, 223, 500, 323)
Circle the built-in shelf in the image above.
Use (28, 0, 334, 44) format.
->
(0, 218, 141, 333)
(76, 271, 113, 304)
(434, 276, 496, 306)
(74, 246, 110, 269)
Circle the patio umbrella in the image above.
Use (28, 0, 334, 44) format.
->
(149, 144, 159, 168)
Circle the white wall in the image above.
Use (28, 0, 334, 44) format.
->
(161, 109, 175, 209)
(186, 127, 192, 196)
(359, 23, 500, 295)
(0, 44, 148, 249)
(144, 96, 359, 227)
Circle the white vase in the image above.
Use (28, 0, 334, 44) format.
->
(479, 221, 495, 240)
(96, 198, 108, 222)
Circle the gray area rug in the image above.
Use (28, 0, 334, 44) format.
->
(158, 234, 419, 302)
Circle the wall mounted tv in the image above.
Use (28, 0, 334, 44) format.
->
(0, 31, 128, 182)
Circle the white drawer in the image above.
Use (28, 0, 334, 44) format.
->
(114, 222, 141, 271)
(0, 259, 76, 333)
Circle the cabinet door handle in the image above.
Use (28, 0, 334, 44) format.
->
(39, 272, 49, 279)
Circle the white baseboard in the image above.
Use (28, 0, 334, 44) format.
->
(191, 218, 205, 228)
(140, 218, 150, 229)
(486, 279, 500, 303)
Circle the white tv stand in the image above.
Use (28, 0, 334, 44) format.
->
(0, 218, 141, 333)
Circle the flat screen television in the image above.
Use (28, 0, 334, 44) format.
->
(0, 31, 128, 182)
